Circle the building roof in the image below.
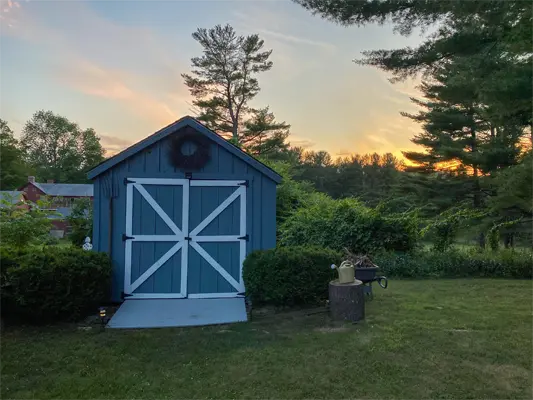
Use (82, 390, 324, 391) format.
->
(32, 183, 94, 197)
(87, 116, 282, 183)
(47, 207, 73, 219)
(0, 191, 25, 205)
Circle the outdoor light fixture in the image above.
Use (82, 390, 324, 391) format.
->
(99, 307, 107, 330)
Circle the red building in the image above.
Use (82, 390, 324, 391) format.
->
(18, 176, 93, 237)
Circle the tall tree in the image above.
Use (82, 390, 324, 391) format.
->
(182, 24, 274, 142)
(485, 151, 533, 247)
(0, 119, 31, 189)
(241, 107, 290, 158)
(402, 56, 525, 216)
(21, 110, 105, 183)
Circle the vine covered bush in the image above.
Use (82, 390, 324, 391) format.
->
(279, 197, 418, 254)
(243, 246, 341, 306)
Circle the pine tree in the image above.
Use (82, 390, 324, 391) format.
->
(241, 107, 290, 158)
(182, 24, 293, 155)
(295, 0, 532, 131)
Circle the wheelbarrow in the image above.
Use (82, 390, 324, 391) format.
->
(355, 267, 388, 300)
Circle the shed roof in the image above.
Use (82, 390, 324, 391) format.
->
(32, 183, 94, 197)
(87, 116, 282, 183)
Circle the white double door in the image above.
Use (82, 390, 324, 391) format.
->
(123, 178, 247, 299)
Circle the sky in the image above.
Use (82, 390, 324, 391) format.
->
(0, 0, 426, 158)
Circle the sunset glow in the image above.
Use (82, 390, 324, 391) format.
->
(0, 0, 426, 159)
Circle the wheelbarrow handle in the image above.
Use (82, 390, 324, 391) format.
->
(377, 276, 388, 289)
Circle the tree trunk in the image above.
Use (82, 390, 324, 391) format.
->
(478, 232, 486, 249)
(329, 280, 365, 322)
(504, 233, 514, 248)
(470, 119, 486, 249)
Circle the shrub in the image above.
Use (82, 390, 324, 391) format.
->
(487, 228, 500, 251)
(0, 198, 55, 249)
(67, 198, 93, 246)
(0, 247, 25, 321)
(374, 248, 532, 279)
(279, 197, 418, 254)
(1, 246, 112, 324)
(243, 246, 341, 306)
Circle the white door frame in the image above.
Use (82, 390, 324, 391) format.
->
(124, 178, 247, 299)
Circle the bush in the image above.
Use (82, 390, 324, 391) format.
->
(279, 197, 418, 254)
(0, 198, 54, 249)
(374, 248, 532, 279)
(243, 246, 341, 306)
(67, 198, 93, 246)
(1, 246, 112, 324)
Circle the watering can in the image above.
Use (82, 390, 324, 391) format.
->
(331, 260, 355, 284)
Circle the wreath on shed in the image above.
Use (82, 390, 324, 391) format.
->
(168, 130, 211, 170)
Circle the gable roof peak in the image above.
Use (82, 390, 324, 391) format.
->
(87, 116, 281, 183)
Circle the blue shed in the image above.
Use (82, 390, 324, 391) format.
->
(88, 116, 281, 328)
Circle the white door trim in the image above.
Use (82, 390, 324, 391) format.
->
(188, 293, 244, 299)
(190, 180, 245, 187)
(189, 241, 243, 292)
(133, 183, 182, 235)
(192, 235, 241, 242)
(129, 235, 184, 241)
(126, 293, 188, 299)
(129, 242, 183, 293)
(124, 178, 247, 299)
(180, 180, 189, 297)
(128, 178, 189, 185)
(124, 183, 134, 295)
(189, 186, 244, 237)
(124, 180, 187, 298)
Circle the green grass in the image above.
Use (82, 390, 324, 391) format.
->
(2, 279, 532, 399)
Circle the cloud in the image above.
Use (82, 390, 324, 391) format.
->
(231, 4, 336, 81)
(99, 134, 132, 156)
(335, 149, 352, 157)
(256, 28, 336, 51)
(2, 1, 191, 128)
(99, 135, 132, 148)
(58, 59, 186, 126)
(0, 0, 20, 26)
(289, 135, 315, 149)
(367, 134, 392, 146)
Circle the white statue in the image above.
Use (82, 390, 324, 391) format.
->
(82, 236, 93, 251)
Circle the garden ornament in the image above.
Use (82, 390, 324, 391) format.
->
(82, 237, 93, 251)
(330, 260, 355, 284)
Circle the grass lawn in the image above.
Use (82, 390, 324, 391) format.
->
(2, 279, 532, 399)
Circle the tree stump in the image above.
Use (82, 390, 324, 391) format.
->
(329, 279, 365, 322)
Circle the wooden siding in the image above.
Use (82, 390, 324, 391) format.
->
(93, 130, 277, 302)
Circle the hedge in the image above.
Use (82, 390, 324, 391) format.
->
(243, 246, 341, 307)
(374, 249, 533, 279)
(1, 246, 112, 324)
(243, 246, 531, 307)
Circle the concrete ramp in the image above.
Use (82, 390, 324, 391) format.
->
(108, 298, 247, 329)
